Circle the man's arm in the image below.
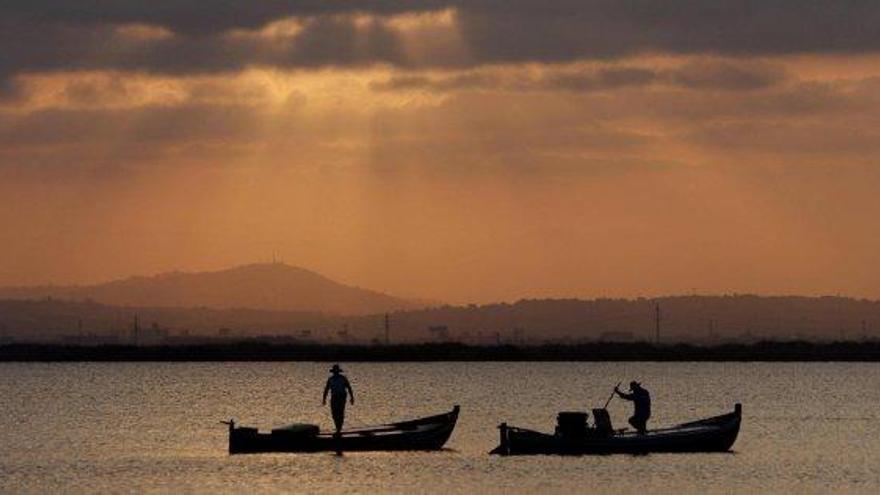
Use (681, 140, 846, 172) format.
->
(322, 380, 330, 405)
(615, 389, 634, 400)
(346, 378, 354, 404)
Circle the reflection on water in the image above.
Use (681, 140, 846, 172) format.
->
(1, 362, 879, 493)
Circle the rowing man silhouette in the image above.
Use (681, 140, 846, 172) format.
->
(614, 381, 651, 434)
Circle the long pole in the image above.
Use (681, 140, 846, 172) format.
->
(603, 381, 622, 409)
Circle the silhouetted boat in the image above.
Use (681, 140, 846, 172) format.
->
(490, 404, 741, 455)
(225, 405, 459, 454)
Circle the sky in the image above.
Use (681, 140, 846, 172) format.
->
(1, 1, 879, 304)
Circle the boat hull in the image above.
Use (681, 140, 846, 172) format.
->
(228, 406, 459, 454)
(492, 404, 741, 456)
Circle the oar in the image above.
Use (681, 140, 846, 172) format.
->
(603, 382, 622, 409)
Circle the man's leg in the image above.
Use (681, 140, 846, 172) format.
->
(629, 415, 647, 435)
(331, 398, 346, 433)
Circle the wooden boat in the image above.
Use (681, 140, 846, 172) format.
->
(491, 404, 741, 455)
(225, 405, 459, 454)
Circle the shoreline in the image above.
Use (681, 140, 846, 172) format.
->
(2, 341, 880, 362)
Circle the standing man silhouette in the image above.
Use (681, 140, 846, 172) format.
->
(323, 364, 355, 434)
(615, 381, 651, 434)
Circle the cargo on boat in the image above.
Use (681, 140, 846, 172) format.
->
(491, 404, 741, 455)
(225, 405, 459, 454)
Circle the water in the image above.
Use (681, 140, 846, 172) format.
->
(1, 362, 879, 493)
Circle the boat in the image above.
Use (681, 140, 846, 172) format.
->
(225, 405, 460, 454)
(490, 404, 741, 455)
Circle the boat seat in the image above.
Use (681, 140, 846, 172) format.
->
(591, 408, 613, 437)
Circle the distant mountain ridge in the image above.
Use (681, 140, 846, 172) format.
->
(0, 263, 426, 315)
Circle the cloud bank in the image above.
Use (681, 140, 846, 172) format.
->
(2, 1, 880, 81)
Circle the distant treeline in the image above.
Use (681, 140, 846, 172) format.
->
(3, 341, 880, 362)
(3, 295, 880, 344)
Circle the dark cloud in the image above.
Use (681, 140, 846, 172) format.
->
(0, 72, 23, 102)
(371, 63, 785, 93)
(551, 80, 861, 123)
(288, 15, 405, 68)
(371, 68, 660, 93)
(543, 68, 659, 91)
(1, 1, 445, 35)
(670, 61, 788, 91)
(456, 1, 880, 61)
(371, 73, 503, 92)
(0, 89, 656, 172)
(0, 18, 403, 82)
(2, 1, 880, 83)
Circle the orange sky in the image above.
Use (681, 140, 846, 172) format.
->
(1, 3, 879, 303)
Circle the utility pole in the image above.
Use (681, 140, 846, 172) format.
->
(655, 303, 661, 345)
(384, 313, 390, 345)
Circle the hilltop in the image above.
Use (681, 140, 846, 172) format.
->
(0, 263, 425, 315)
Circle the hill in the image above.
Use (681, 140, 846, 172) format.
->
(0, 263, 424, 315)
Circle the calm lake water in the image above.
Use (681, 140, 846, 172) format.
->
(1, 362, 879, 493)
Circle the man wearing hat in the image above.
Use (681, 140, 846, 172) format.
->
(614, 381, 651, 434)
(322, 364, 355, 434)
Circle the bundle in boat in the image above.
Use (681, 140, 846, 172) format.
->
(556, 412, 589, 438)
(491, 404, 741, 455)
(271, 423, 320, 439)
(225, 405, 459, 454)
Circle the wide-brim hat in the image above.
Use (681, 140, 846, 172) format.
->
(330, 364, 343, 373)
